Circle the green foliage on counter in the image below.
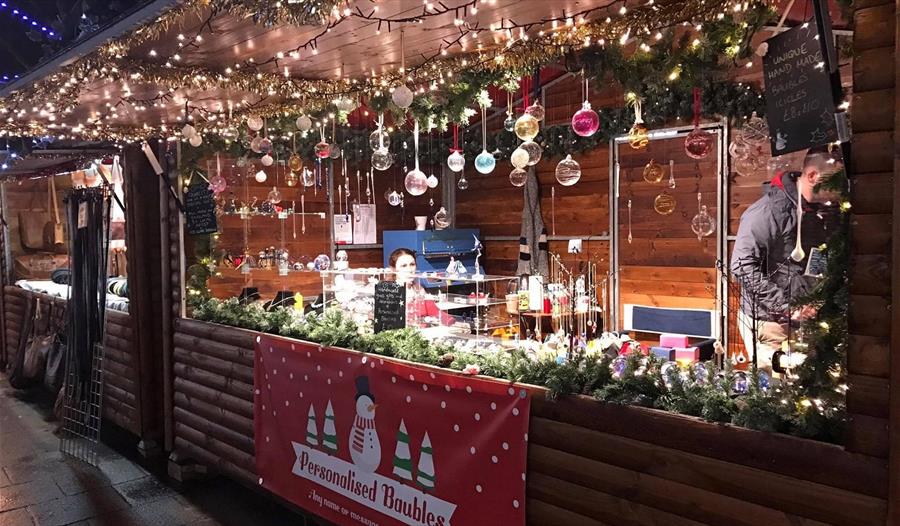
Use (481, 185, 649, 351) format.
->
(191, 297, 845, 443)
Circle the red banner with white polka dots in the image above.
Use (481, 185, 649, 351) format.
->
(254, 334, 530, 526)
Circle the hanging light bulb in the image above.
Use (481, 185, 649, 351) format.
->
(404, 121, 427, 196)
(510, 147, 529, 169)
(521, 140, 542, 166)
(555, 154, 581, 186)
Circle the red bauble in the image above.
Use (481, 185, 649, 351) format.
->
(684, 127, 713, 159)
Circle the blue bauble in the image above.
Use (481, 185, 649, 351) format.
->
(758, 371, 771, 391)
(474, 150, 496, 174)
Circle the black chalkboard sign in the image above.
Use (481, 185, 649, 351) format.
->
(373, 281, 406, 333)
(763, 22, 838, 156)
(185, 183, 218, 235)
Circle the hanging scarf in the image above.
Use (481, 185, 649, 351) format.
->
(517, 168, 549, 277)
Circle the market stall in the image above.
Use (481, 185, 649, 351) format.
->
(1, 0, 897, 524)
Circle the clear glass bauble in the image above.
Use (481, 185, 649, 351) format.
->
(209, 175, 227, 194)
(236, 156, 248, 168)
(729, 137, 752, 160)
(335, 249, 349, 263)
(510, 147, 529, 169)
(258, 137, 273, 154)
(610, 356, 627, 379)
(457, 175, 469, 190)
(329, 144, 341, 159)
(474, 150, 496, 174)
(388, 190, 402, 206)
(766, 156, 791, 178)
(188, 134, 203, 147)
(447, 150, 465, 172)
(314, 141, 331, 159)
(654, 193, 676, 215)
(434, 207, 450, 229)
(525, 101, 545, 121)
(288, 153, 303, 172)
(628, 122, 649, 150)
(684, 127, 714, 159)
(503, 114, 516, 132)
(254, 170, 268, 183)
(572, 100, 600, 137)
(371, 148, 393, 171)
(267, 187, 282, 203)
(642, 159, 665, 183)
(181, 123, 196, 138)
(521, 140, 542, 166)
(334, 96, 355, 113)
(509, 167, 527, 187)
(555, 154, 581, 186)
(758, 371, 771, 391)
(301, 167, 315, 187)
(732, 371, 749, 395)
(261, 154, 274, 167)
(369, 129, 389, 150)
(741, 112, 769, 146)
(392, 84, 414, 109)
(284, 170, 299, 187)
(404, 168, 428, 196)
(247, 115, 264, 131)
(691, 362, 709, 386)
(660, 361, 680, 390)
(426, 174, 439, 189)
(250, 136, 263, 153)
(295, 115, 312, 132)
(514, 113, 539, 141)
(691, 204, 715, 240)
(314, 254, 331, 271)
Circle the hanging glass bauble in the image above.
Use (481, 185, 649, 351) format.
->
(525, 101, 545, 121)
(447, 150, 465, 172)
(691, 205, 715, 241)
(734, 154, 761, 177)
(258, 137, 273, 154)
(509, 167, 527, 187)
(314, 254, 331, 271)
(261, 154, 274, 166)
(296, 115, 312, 132)
(758, 371, 771, 392)
(732, 371, 749, 395)
(642, 159, 665, 183)
(691, 362, 709, 386)
(392, 84, 414, 109)
(285, 170, 299, 187)
(404, 168, 428, 196)
(741, 112, 769, 146)
(388, 190, 402, 206)
(188, 134, 203, 147)
(491, 148, 503, 160)
(250, 136, 263, 153)
(369, 129, 389, 150)
(628, 122, 649, 150)
(729, 137, 751, 161)
(371, 149, 393, 171)
(334, 96, 355, 113)
(503, 114, 516, 132)
(329, 144, 341, 159)
(457, 175, 469, 190)
(514, 113, 539, 141)
(314, 141, 331, 159)
(247, 115, 264, 131)
(510, 147, 529, 169)
(685, 127, 714, 159)
(301, 167, 315, 187)
(660, 361, 680, 390)
(288, 153, 303, 172)
(766, 156, 791, 178)
(610, 356, 627, 379)
(255, 170, 268, 183)
(434, 207, 450, 229)
(474, 150, 496, 174)
(521, 140, 542, 166)
(182, 123, 196, 138)
(426, 174, 439, 189)
(555, 154, 581, 186)
(267, 187, 282, 203)
(571, 100, 600, 137)
(209, 175, 227, 194)
(653, 193, 676, 215)
(236, 156, 248, 168)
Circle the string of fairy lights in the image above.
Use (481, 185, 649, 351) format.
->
(0, 0, 766, 142)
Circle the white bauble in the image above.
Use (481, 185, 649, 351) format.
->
(261, 154, 274, 166)
(296, 115, 312, 132)
(510, 147, 529, 169)
(392, 85, 414, 109)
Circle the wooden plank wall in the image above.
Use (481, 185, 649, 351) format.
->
(845, 0, 894, 461)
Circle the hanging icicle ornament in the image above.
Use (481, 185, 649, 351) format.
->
(521, 140, 542, 166)
(514, 75, 539, 141)
(510, 147, 529, 169)
(475, 104, 496, 174)
(209, 153, 226, 194)
(296, 114, 312, 132)
(685, 88, 713, 159)
(509, 167, 527, 187)
(392, 29, 414, 109)
(447, 124, 465, 172)
(691, 192, 715, 241)
(247, 115, 264, 131)
(555, 154, 581, 186)
(571, 72, 599, 137)
(404, 121, 428, 196)
(314, 125, 331, 159)
(627, 96, 649, 150)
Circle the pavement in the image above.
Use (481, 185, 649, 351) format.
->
(0, 380, 327, 526)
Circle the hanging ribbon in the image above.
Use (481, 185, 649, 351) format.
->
(522, 76, 530, 110)
(413, 120, 420, 171)
(450, 124, 459, 153)
(692, 87, 702, 128)
(481, 106, 487, 150)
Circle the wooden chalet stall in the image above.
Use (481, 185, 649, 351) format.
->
(2, 0, 899, 524)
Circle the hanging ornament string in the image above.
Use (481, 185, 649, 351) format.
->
(377, 113, 385, 149)
(692, 87, 702, 128)
(413, 120, 420, 173)
(522, 75, 530, 111)
(451, 124, 459, 153)
(481, 106, 487, 151)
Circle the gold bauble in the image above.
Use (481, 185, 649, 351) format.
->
(642, 159, 664, 183)
(628, 122, 649, 150)
(514, 113, 540, 141)
(654, 192, 676, 215)
(285, 170, 299, 187)
(288, 153, 303, 172)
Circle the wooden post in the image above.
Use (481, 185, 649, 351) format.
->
(160, 141, 176, 452)
(890, 0, 900, 522)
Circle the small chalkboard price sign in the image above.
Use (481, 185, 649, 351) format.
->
(762, 22, 838, 156)
(373, 281, 406, 333)
(185, 183, 218, 235)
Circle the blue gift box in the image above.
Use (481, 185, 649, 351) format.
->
(651, 346, 675, 360)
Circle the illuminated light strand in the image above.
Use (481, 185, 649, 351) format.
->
(0, 2, 59, 38)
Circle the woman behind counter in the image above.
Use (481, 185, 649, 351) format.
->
(387, 248, 454, 326)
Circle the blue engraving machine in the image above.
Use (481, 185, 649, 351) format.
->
(382, 229, 483, 289)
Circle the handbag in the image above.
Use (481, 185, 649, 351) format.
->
(8, 298, 36, 389)
(44, 332, 67, 394)
(43, 177, 65, 252)
(22, 302, 54, 380)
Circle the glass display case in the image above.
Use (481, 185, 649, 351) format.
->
(321, 268, 395, 330)
(411, 271, 519, 340)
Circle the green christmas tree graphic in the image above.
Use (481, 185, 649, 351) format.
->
(392, 419, 413, 482)
(306, 404, 319, 447)
(416, 431, 435, 491)
(323, 400, 338, 453)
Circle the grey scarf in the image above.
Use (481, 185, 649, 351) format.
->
(517, 168, 549, 278)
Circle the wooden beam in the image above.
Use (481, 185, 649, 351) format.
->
(888, 0, 900, 522)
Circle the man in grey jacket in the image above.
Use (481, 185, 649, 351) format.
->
(730, 145, 841, 372)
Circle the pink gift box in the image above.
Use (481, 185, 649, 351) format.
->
(660, 333, 690, 348)
(674, 347, 700, 363)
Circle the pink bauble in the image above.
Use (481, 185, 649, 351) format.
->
(208, 175, 227, 194)
(685, 127, 714, 159)
(314, 141, 331, 159)
(571, 101, 600, 137)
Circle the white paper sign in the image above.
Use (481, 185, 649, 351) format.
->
(333, 214, 353, 244)
(352, 204, 377, 244)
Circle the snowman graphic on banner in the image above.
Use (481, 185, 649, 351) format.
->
(349, 376, 382, 472)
